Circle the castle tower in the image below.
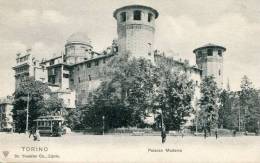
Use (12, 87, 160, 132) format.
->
(113, 5, 159, 62)
(193, 43, 226, 88)
(65, 32, 93, 65)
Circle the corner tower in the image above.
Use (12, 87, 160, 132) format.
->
(193, 43, 226, 88)
(113, 5, 159, 62)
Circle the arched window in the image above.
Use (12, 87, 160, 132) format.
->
(120, 12, 126, 22)
(218, 50, 222, 56)
(133, 10, 141, 20)
(148, 13, 153, 22)
(207, 49, 213, 56)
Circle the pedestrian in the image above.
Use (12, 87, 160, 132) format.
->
(233, 130, 236, 137)
(161, 127, 166, 144)
(29, 127, 35, 138)
(204, 129, 207, 139)
(181, 129, 184, 138)
(34, 129, 40, 141)
(215, 130, 218, 139)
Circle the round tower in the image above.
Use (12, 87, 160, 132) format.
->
(65, 32, 93, 65)
(113, 5, 159, 62)
(193, 43, 226, 88)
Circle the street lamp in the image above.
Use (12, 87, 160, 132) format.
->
(102, 116, 105, 135)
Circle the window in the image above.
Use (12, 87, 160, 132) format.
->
(51, 68, 55, 75)
(87, 63, 91, 68)
(63, 74, 69, 78)
(120, 12, 126, 22)
(148, 13, 153, 22)
(148, 43, 151, 56)
(88, 75, 91, 81)
(133, 10, 141, 20)
(218, 50, 222, 56)
(95, 60, 99, 66)
(207, 49, 213, 56)
(114, 46, 118, 53)
(198, 51, 202, 57)
(50, 60, 55, 65)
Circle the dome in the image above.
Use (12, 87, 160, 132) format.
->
(66, 32, 92, 46)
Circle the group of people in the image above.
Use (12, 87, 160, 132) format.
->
(29, 127, 41, 141)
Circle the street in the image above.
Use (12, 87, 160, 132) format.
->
(0, 133, 260, 163)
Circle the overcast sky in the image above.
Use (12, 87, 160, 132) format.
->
(0, 0, 260, 97)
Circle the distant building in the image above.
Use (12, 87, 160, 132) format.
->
(13, 4, 226, 110)
(0, 96, 14, 131)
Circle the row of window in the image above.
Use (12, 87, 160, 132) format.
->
(15, 66, 29, 73)
(78, 75, 92, 83)
(120, 10, 154, 22)
(16, 55, 29, 63)
(77, 58, 106, 71)
(197, 49, 222, 57)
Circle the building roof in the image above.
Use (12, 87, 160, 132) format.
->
(193, 43, 226, 53)
(66, 32, 92, 46)
(113, 4, 159, 19)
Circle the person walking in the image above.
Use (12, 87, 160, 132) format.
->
(29, 127, 35, 138)
(215, 130, 218, 139)
(34, 129, 40, 141)
(161, 126, 166, 144)
(204, 129, 207, 139)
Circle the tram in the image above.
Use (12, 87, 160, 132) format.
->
(34, 115, 65, 136)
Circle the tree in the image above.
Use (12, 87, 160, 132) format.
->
(154, 61, 195, 131)
(12, 79, 64, 132)
(84, 55, 157, 129)
(82, 54, 195, 131)
(218, 89, 231, 128)
(239, 75, 260, 132)
(199, 76, 220, 134)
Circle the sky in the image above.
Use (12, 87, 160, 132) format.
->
(0, 0, 260, 97)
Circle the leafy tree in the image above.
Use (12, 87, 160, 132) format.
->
(12, 79, 64, 132)
(239, 75, 260, 132)
(154, 62, 195, 131)
(84, 55, 157, 129)
(199, 76, 220, 134)
(65, 108, 84, 130)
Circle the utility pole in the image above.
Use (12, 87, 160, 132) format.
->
(238, 105, 241, 132)
(102, 115, 105, 135)
(196, 111, 198, 134)
(26, 93, 29, 134)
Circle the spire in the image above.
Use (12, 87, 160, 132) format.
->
(226, 78, 231, 91)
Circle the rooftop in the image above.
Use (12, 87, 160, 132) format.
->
(66, 32, 92, 46)
(113, 4, 159, 19)
(193, 43, 226, 53)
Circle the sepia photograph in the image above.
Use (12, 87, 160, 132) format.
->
(0, 0, 260, 162)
